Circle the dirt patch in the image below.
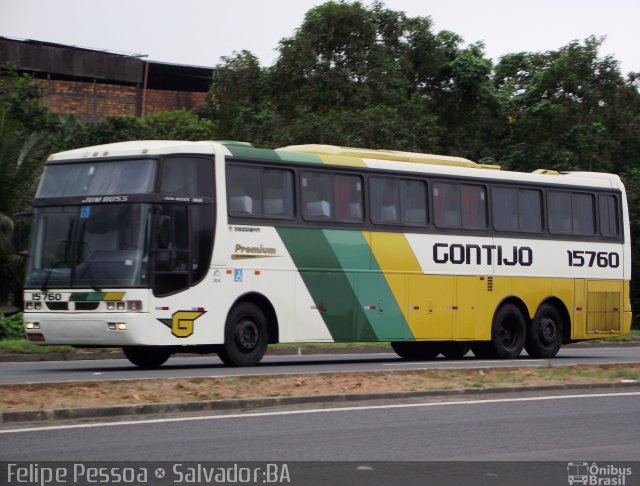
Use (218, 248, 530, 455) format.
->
(2, 364, 639, 413)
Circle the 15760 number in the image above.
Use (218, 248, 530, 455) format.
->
(567, 250, 619, 268)
(32, 293, 63, 301)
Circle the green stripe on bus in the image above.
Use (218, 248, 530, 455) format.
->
(276, 227, 377, 341)
(323, 230, 414, 341)
(276, 151, 323, 164)
(70, 292, 104, 301)
(223, 145, 283, 161)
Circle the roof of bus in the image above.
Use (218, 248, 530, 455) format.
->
(47, 140, 622, 189)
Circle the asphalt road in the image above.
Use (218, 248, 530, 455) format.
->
(1, 391, 638, 486)
(0, 346, 638, 385)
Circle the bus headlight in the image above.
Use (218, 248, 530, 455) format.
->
(25, 322, 40, 330)
(107, 322, 127, 331)
(34, 302, 42, 310)
(25, 302, 33, 310)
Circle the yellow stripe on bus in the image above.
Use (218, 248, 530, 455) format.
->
(317, 154, 367, 167)
(103, 292, 125, 301)
(367, 232, 432, 338)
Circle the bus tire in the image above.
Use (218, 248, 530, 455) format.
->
(439, 342, 470, 359)
(491, 303, 526, 358)
(525, 303, 563, 358)
(391, 342, 440, 360)
(218, 302, 268, 367)
(123, 346, 171, 369)
(471, 304, 526, 359)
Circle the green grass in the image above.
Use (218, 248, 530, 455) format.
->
(0, 339, 78, 354)
(595, 329, 640, 342)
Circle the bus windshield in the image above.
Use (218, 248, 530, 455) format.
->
(26, 204, 151, 289)
(36, 159, 156, 198)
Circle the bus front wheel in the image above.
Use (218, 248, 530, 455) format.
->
(123, 346, 172, 369)
(218, 302, 268, 366)
(525, 304, 563, 358)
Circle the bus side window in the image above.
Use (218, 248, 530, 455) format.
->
(433, 182, 461, 228)
(334, 174, 363, 221)
(493, 187, 518, 231)
(461, 184, 487, 229)
(227, 166, 260, 216)
(302, 172, 333, 219)
(549, 191, 595, 236)
(263, 169, 294, 218)
(548, 191, 572, 234)
(493, 187, 542, 233)
(519, 189, 543, 232)
(599, 194, 620, 237)
(572, 193, 595, 235)
(162, 158, 214, 197)
(401, 179, 427, 225)
(371, 177, 399, 224)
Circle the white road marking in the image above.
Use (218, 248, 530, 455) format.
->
(2, 391, 639, 434)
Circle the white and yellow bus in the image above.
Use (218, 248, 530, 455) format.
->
(22, 141, 632, 367)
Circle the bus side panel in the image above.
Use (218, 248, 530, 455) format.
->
(276, 227, 377, 342)
(456, 276, 490, 340)
(573, 279, 586, 340)
(221, 225, 334, 343)
(408, 275, 455, 339)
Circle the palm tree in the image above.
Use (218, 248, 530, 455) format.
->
(0, 108, 51, 307)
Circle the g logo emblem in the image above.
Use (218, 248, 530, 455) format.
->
(158, 310, 205, 338)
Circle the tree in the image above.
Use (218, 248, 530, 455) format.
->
(0, 108, 52, 307)
(493, 36, 634, 172)
(66, 110, 219, 150)
(206, 50, 276, 145)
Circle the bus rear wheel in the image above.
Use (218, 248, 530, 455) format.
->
(391, 342, 440, 360)
(472, 304, 526, 359)
(123, 346, 172, 369)
(525, 304, 563, 358)
(218, 302, 268, 367)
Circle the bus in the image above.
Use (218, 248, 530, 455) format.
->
(21, 141, 632, 367)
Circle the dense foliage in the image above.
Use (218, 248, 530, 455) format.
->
(0, 1, 638, 321)
(0, 312, 23, 340)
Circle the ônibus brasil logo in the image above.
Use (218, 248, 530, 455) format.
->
(567, 462, 632, 485)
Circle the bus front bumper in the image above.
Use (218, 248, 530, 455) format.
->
(22, 312, 154, 346)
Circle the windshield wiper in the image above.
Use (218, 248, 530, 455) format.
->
(82, 258, 102, 292)
(41, 259, 69, 291)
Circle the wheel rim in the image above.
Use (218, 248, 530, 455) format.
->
(235, 318, 259, 352)
(500, 318, 519, 349)
(538, 317, 558, 346)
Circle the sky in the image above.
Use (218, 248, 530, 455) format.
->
(0, 0, 638, 75)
